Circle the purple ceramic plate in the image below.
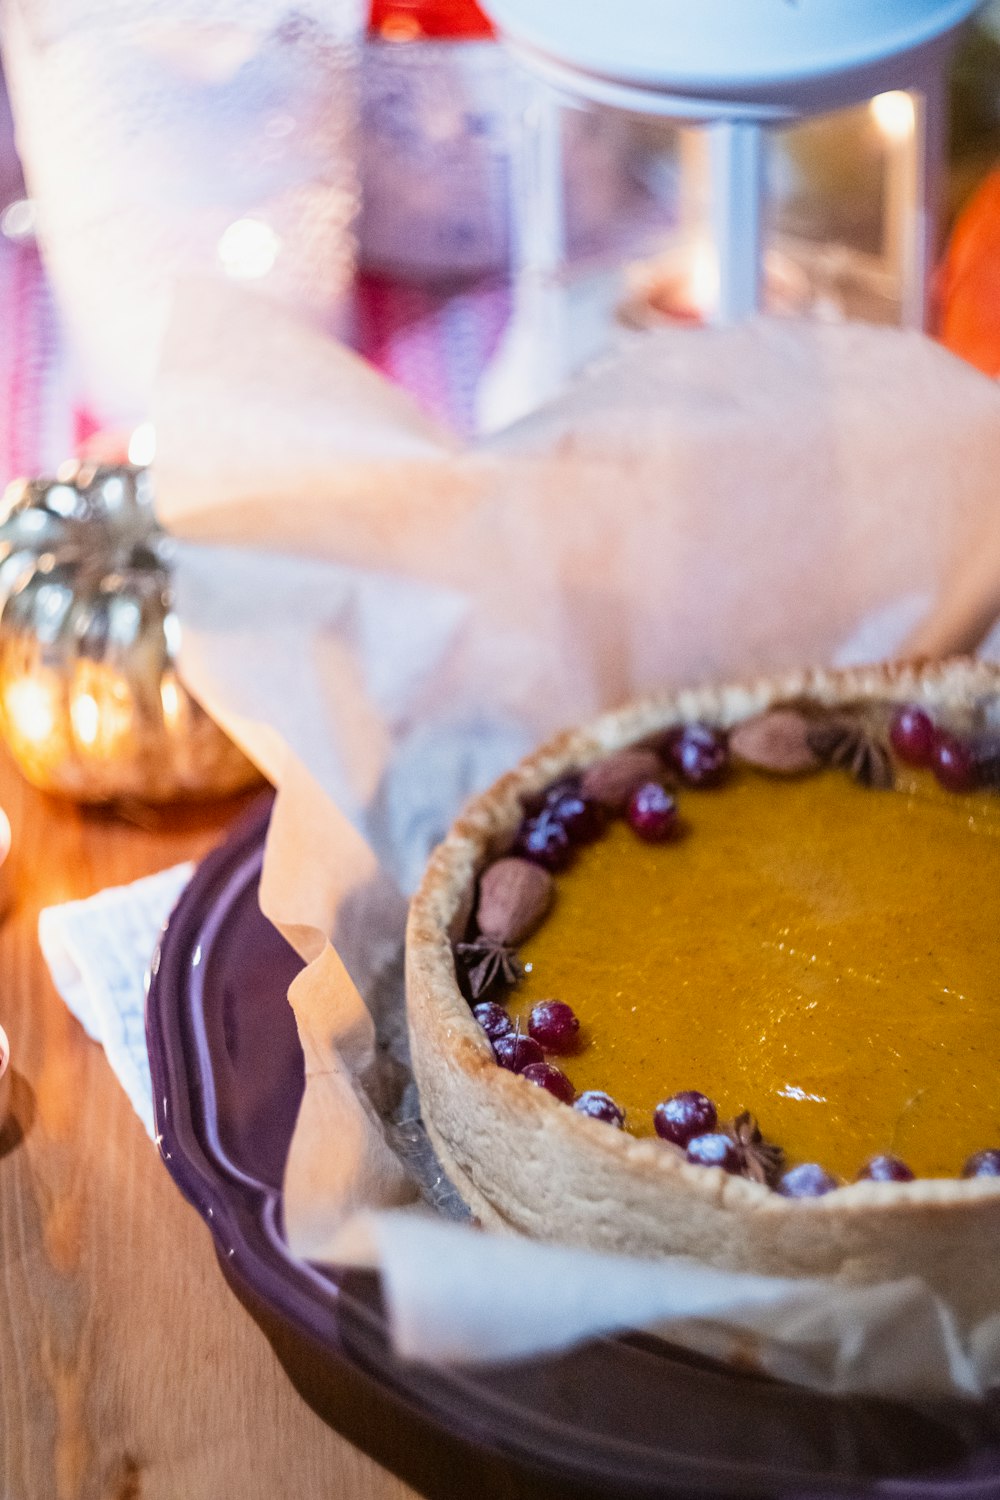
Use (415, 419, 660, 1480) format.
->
(147, 797, 1000, 1500)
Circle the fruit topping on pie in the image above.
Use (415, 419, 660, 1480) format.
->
(454, 700, 1000, 1189)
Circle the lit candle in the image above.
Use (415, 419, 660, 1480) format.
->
(871, 90, 918, 306)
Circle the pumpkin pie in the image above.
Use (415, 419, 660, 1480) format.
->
(405, 659, 1000, 1327)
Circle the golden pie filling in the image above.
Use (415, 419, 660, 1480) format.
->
(505, 767, 1000, 1181)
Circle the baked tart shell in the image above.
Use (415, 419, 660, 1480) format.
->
(405, 659, 1000, 1327)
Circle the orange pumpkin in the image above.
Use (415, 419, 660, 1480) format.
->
(938, 167, 1000, 379)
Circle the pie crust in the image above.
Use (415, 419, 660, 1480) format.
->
(405, 658, 1000, 1326)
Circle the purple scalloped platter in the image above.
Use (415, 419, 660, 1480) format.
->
(146, 797, 1000, 1499)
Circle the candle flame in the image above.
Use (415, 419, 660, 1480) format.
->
(871, 91, 915, 144)
(687, 242, 720, 315)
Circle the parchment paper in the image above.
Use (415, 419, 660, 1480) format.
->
(154, 278, 1000, 1397)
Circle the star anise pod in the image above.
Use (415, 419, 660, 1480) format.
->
(806, 715, 894, 790)
(725, 1112, 785, 1188)
(454, 936, 523, 1000)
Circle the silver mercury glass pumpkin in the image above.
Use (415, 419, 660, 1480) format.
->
(0, 461, 260, 803)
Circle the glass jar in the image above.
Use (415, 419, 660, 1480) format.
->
(359, 0, 640, 284)
(0, 0, 364, 425)
(356, 0, 648, 435)
(359, 0, 511, 279)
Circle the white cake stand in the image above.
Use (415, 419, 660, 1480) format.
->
(482, 0, 984, 324)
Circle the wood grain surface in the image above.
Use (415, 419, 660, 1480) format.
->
(0, 750, 594, 1500)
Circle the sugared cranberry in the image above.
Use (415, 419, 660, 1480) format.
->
(548, 790, 605, 845)
(686, 1134, 740, 1172)
(889, 705, 935, 767)
(514, 809, 573, 871)
(932, 732, 978, 793)
(856, 1154, 915, 1183)
(492, 1033, 544, 1072)
(777, 1163, 838, 1198)
(654, 1090, 717, 1148)
(473, 1001, 512, 1042)
(627, 782, 679, 842)
(668, 724, 729, 788)
(521, 774, 582, 818)
(573, 1090, 626, 1128)
(528, 1000, 580, 1054)
(962, 1149, 1000, 1178)
(521, 1062, 575, 1103)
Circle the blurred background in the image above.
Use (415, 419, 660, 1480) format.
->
(0, 0, 998, 464)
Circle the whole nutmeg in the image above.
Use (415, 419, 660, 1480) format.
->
(729, 709, 820, 775)
(581, 747, 665, 812)
(476, 857, 554, 946)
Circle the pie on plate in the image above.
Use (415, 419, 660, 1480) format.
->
(405, 658, 1000, 1328)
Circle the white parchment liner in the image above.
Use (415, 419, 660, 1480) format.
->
(154, 279, 1000, 1398)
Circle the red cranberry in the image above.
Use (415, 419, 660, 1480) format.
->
(548, 790, 605, 844)
(521, 1062, 575, 1103)
(686, 1134, 740, 1172)
(962, 1149, 1000, 1178)
(493, 1033, 544, 1072)
(668, 724, 729, 788)
(528, 1000, 580, 1054)
(889, 705, 935, 767)
(654, 1091, 717, 1147)
(514, 809, 573, 871)
(777, 1163, 838, 1198)
(932, 732, 978, 793)
(573, 1090, 625, 1128)
(627, 782, 679, 842)
(473, 1001, 512, 1042)
(856, 1154, 915, 1183)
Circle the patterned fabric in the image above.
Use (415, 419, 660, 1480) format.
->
(356, 271, 509, 435)
(0, 239, 75, 483)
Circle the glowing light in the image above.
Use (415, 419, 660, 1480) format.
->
(1, 199, 37, 243)
(379, 14, 421, 40)
(163, 613, 182, 657)
(45, 485, 81, 518)
(128, 422, 156, 467)
(160, 678, 181, 728)
(687, 241, 719, 314)
(4, 678, 56, 745)
(626, 238, 721, 327)
(871, 91, 916, 144)
(70, 692, 100, 746)
(217, 218, 280, 280)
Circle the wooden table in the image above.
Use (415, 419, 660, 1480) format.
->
(0, 749, 592, 1500)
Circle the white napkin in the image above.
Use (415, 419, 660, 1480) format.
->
(38, 863, 194, 1137)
